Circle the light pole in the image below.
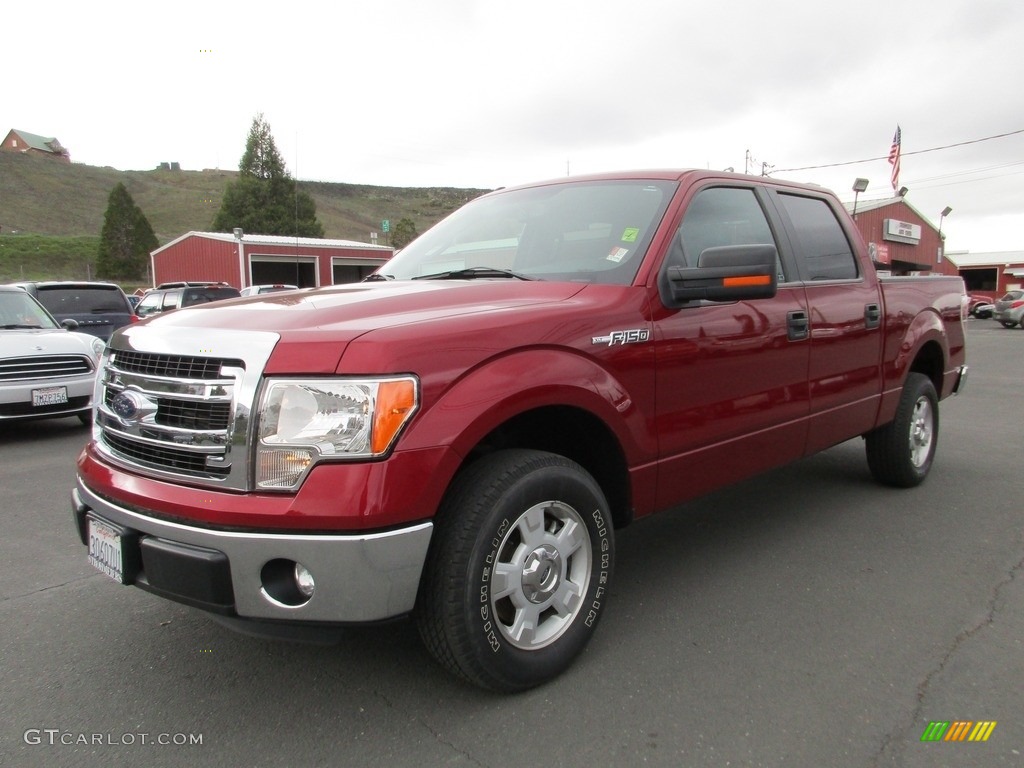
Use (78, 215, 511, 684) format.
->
(234, 228, 246, 289)
(852, 178, 869, 218)
(937, 206, 952, 263)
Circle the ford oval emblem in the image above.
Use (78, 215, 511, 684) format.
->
(111, 391, 141, 420)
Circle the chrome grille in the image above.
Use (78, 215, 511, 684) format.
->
(112, 349, 237, 380)
(0, 354, 93, 382)
(103, 390, 232, 431)
(103, 431, 231, 476)
(94, 325, 279, 490)
(98, 351, 241, 482)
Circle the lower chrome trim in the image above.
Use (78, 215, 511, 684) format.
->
(74, 479, 432, 623)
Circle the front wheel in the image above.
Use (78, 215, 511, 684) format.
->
(865, 372, 938, 487)
(1001, 321, 1016, 328)
(416, 449, 613, 692)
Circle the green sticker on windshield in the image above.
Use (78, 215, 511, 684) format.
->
(621, 227, 640, 242)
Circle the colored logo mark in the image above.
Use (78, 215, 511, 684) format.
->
(920, 721, 997, 742)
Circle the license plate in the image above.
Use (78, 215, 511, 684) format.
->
(32, 386, 68, 407)
(88, 517, 125, 584)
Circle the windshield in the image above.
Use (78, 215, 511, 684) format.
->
(378, 179, 677, 284)
(0, 291, 61, 329)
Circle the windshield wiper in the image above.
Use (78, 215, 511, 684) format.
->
(1, 324, 43, 329)
(412, 266, 536, 281)
(362, 273, 394, 282)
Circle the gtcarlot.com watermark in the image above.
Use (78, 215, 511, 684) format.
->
(24, 729, 203, 747)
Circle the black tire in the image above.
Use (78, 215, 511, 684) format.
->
(865, 372, 938, 488)
(416, 449, 613, 692)
(77, 411, 92, 426)
(1001, 321, 1016, 328)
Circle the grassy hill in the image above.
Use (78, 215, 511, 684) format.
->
(0, 151, 489, 282)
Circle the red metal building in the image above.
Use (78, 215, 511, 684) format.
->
(149, 232, 393, 289)
(944, 250, 1024, 299)
(845, 196, 958, 276)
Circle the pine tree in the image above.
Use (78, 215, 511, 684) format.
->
(212, 114, 325, 238)
(391, 218, 419, 249)
(96, 183, 158, 280)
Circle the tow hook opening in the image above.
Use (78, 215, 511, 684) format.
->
(260, 559, 316, 607)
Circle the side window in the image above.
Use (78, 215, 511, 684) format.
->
(776, 193, 858, 280)
(161, 290, 181, 311)
(135, 293, 161, 316)
(673, 187, 783, 280)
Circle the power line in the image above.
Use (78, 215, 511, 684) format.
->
(774, 128, 1024, 173)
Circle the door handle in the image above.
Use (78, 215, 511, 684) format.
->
(787, 310, 809, 341)
(865, 303, 881, 329)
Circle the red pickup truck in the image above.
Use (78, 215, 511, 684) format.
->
(73, 170, 967, 691)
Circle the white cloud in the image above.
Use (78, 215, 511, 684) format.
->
(4, 0, 1024, 251)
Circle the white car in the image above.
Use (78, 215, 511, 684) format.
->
(239, 284, 299, 297)
(1, 285, 105, 425)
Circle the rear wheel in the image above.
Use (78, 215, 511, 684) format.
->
(865, 372, 938, 487)
(417, 449, 613, 692)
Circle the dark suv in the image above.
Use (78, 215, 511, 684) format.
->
(135, 284, 242, 317)
(13, 281, 136, 342)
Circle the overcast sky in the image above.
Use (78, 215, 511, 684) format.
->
(5, 0, 1024, 254)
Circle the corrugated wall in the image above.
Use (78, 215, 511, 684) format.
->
(851, 202, 958, 276)
(153, 236, 393, 288)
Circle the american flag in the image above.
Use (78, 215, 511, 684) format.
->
(888, 125, 901, 191)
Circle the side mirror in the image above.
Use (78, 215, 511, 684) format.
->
(667, 244, 778, 303)
(61, 318, 80, 331)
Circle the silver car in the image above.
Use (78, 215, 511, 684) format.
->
(0, 285, 105, 425)
(993, 289, 1024, 328)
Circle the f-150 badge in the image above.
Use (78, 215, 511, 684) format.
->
(592, 328, 650, 346)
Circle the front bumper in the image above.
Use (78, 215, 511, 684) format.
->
(993, 309, 1023, 324)
(72, 478, 433, 625)
(0, 376, 93, 421)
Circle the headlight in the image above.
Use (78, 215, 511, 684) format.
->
(90, 336, 107, 359)
(255, 377, 418, 490)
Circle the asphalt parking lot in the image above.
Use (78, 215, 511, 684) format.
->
(0, 319, 1020, 768)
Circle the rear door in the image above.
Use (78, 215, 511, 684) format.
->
(767, 190, 885, 454)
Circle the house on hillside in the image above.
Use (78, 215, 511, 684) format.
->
(1, 129, 71, 161)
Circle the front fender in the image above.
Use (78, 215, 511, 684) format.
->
(398, 347, 656, 465)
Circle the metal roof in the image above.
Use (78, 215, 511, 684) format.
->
(843, 195, 939, 231)
(8, 129, 64, 154)
(152, 231, 393, 256)
(945, 250, 1024, 268)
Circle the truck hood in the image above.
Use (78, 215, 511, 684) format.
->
(123, 281, 588, 373)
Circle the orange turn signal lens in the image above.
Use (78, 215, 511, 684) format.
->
(722, 275, 772, 288)
(371, 379, 418, 454)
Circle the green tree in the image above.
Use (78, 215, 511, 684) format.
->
(391, 217, 419, 249)
(212, 114, 325, 238)
(96, 183, 158, 280)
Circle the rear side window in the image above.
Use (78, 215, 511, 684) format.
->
(161, 290, 182, 311)
(182, 288, 241, 306)
(776, 193, 858, 280)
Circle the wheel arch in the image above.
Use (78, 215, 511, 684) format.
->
(908, 337, 946, 397)
(463, 405, 633, 529)
(401, 349, 650, 530)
